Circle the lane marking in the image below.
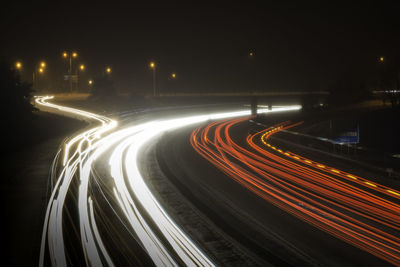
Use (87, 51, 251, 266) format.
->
(365, 182, 377, 187)
(387, 190, 400, 196)
(346, 174, 358, 180)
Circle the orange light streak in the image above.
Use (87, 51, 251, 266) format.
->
(190, 118, 400, 265)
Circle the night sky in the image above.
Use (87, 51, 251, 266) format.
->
(2, 1, 399, 93)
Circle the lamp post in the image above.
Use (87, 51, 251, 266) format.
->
(32, 61, 46, 91)
(63, 51, 78, 93)
(149, 61, 156, 96)
(15, 61, 23, 82)
(74, 64, 85, 92)
(88, 79, 93, 92)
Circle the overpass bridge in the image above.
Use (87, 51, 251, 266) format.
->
(157, 91, 329, 97)
(156, 91, 329, 115)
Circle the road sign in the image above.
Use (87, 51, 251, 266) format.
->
(64, 75, 78, 82)
(333, 128, 359, 144)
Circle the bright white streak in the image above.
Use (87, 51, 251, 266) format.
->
(36, 96, 117, 267)
(108, 105, 301, 266)
(36, 95, 301, 266)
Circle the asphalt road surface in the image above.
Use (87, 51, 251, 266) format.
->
(35, 96, 399, 266)
(35, 96, 302, 266)
(157, 117, 400, 266)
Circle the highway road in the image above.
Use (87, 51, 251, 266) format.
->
(184, 117, 400, 266)
(35, 96, 301, 266)
(35, 95, 399, 266)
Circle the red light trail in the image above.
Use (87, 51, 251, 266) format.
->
(190, 117, 400, 265)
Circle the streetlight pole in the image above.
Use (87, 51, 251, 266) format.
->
(88, 79, 93, 92)
(153, 67, 156, 96)
(75, 64, 85, 92)
(32, 61, 46, 91)
(63, 51, 78, 93)
(69, 54, 72, 93)
(150, 61, 156, 96)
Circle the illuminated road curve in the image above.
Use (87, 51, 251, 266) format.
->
(191, 118, 400, 265)
(35, 96, 301, 266)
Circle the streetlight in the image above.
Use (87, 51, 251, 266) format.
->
(88, 79, 93, 92)
(149, 61, 156, 96)
(106, 67, 112, 74)
(62, 51, 78, 92)
(32, 61, 46, 91)
(73, 64, 86, 91)
(15, 61, 22, 70)
(249, 50, 255, 57)
(171, 72, 176, 79)
(379, 56, 384, 63)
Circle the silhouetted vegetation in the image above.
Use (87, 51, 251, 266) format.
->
(0, 61, 87, 154)
(0, 61, 35, 152)
(0, 61, 35, 121)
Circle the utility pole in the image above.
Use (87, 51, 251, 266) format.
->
(63, 51, 77, 93)
(149, 61, 156, 96)
(153, 67, 156, 96)
(69, 54, 72, 93)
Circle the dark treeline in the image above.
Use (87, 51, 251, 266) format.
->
(0, 61, 85, 154)
(0, 61, 35, 152)
(0, 61, 35, 120)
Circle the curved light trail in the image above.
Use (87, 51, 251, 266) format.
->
(191, 118, 400, 265)
(36, 96, 300, 266)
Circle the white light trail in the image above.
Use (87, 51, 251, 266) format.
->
(36, 96, 117, 267)
(36, 95, 301, 266)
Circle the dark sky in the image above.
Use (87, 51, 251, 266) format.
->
(2, 1, 399, 93)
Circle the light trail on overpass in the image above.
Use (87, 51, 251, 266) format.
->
(190, 118, 400, 265)
(35, 96, 301, 266)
